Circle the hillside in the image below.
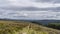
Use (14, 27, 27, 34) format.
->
(0, 20, 60, 34)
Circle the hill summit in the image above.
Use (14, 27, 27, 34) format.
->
(0, 20, 60, 34)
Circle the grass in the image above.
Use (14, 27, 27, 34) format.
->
(0, 20, 60, 34)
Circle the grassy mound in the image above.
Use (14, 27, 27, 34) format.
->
(0, 20, 60, 34)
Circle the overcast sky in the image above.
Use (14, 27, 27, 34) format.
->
(0, 0, 60, 20)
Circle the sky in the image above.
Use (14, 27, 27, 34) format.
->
(0, 0, 60, 20)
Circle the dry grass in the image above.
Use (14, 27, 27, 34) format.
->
(0, 20, 60, 34)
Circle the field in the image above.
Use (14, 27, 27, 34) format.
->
(0, 20, 60, 34)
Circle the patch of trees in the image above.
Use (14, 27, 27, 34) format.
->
(46, 23, 60, 30)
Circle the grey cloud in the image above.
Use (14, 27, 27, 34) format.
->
(0, 6, 60, 12)
(0, 0, 60, 20)
(0, 8, 60, 20)
(34, 0, 60, 3)
(0, 7, 42, 11)
(34, 0, 53, 2)
(0, 0, 9, 4)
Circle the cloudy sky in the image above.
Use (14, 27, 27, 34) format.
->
(0, 0, 60, 20)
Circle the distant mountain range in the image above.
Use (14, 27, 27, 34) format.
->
(0, 19, 60, 24)
(31, 20, 60, 24)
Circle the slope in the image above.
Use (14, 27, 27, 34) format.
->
(0, 20, 60, 34)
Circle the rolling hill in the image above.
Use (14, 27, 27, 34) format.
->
(0, 20, 60, 34)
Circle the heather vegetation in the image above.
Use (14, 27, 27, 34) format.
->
(0, 20, 60, 34)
